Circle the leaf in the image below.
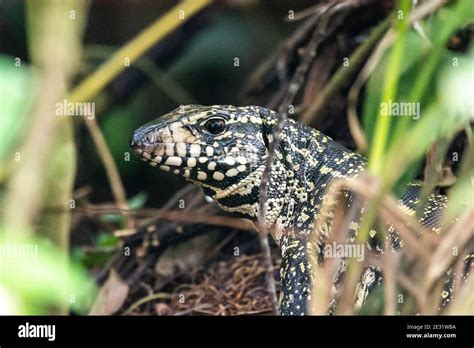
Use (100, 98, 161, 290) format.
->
(99, 213, 123, 224)
(89, 269, 129, 315)
(95, 232, 120, 249)
(0, 232, 95, 314)
(127, 191, 148, 210)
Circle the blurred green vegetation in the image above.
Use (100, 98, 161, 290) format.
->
(363, 0, 473, 193)
(0, 55, 36, 166)
(0, 231, 95, 314)
(1, 0, 93, 314)
(356, 0, 473, 314)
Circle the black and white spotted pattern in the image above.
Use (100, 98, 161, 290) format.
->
(131, 105, 462, 315)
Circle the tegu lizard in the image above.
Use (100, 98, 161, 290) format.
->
(130, 104, 459, 315)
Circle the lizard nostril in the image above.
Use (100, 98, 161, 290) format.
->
(129, 133, 142, 148)
(130, 126, 162, 148)
(145, 131, 158, 143)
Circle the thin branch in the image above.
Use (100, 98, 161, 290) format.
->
(42, 205, 257, 232)
(121, 292, 173, 315)
(84, 117, 132, 227)
(383, 230, 398, 315)
(424, 210, 474, 293)
(256, 6, 340, 315)
(67, 0, 211, 104)
(66, 1, 211, 228)
(258, 234, 280, 315)
(396, 271, 427, 313)
(258, 3, 338, 236)
(84, 45, 197, 105)
(301, 17, 390, 127)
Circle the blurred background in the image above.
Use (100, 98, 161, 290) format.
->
(0, 0, 472, 315)
(1, 0, 309, 207)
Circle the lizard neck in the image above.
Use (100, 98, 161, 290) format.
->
(208, 116, 366, 245)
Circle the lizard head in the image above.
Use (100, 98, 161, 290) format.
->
(130, 105, 276, 201)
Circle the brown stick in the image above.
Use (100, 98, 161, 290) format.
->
(84, 117, 132, 228)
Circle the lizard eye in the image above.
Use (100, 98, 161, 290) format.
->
(203, 117, 226, 135)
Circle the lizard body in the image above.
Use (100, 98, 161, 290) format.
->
(130, 105, 456, 315)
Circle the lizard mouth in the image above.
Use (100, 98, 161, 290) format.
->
(131, 140, 250, 184)
(130, 124, 220, 165)
(130, 124, 250, 183)
(130, 138, 213, 166)
(130, 128, 214, 179)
